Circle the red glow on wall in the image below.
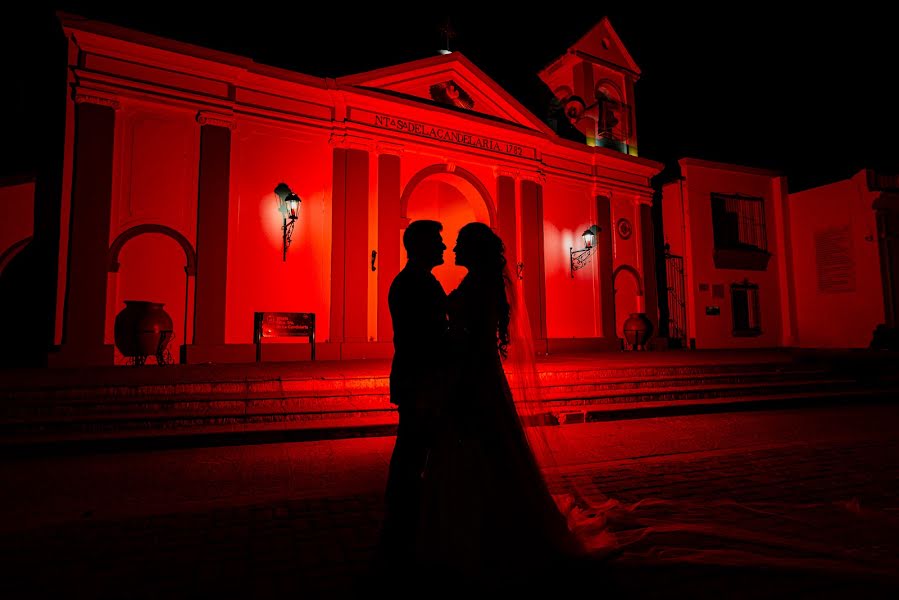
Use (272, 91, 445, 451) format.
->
(404, 177, 490, 294)
(789, 172, 885, 347)
(225, 128, 333, 344)
(541, 185, 617, 340)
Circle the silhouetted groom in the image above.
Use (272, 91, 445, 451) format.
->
(379, 219, 448, 563)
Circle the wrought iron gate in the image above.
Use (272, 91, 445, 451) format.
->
(665, 248, 687, 348)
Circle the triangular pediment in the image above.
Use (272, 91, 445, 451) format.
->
(569, 18, 640, 75)
(337, 53, 553, 134)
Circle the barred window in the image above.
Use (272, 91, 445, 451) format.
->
(711, 193, 767, 252)
(731, 281, 761, 336)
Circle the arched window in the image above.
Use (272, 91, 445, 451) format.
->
(594, 81, 627, 151)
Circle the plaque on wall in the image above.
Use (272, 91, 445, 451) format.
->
(616, 218, 632, 240)
(253, 312, 316, 361)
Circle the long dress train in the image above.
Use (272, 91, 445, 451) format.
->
(416, 271, 899, 594)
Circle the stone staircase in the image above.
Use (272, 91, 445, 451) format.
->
(2, 350, 897, 449)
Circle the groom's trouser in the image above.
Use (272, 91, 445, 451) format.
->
(381, 403, 431, 560)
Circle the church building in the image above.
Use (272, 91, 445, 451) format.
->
(46, 14, 662, 365)
(0, 13, 894, 367)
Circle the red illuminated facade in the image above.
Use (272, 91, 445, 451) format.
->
(662, 161, 899, 350)
(32, 15, 661, 366)
(1, 15, 894, 366)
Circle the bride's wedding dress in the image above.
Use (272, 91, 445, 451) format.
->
(416, 272, 583, 581)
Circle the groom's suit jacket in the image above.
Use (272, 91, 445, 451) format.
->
(388, 265, 448, 408)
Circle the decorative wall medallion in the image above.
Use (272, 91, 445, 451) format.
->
(616, 218, 633, 240)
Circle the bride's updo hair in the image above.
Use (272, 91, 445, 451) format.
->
(456, 222, 511, 358)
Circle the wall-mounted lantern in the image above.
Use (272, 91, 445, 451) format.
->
(274, 182, 301, 261)
(570, 225, 601, 277)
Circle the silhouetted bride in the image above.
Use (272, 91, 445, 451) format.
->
(416, 222, 587, 586)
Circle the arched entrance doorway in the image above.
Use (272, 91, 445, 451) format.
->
(107, 225, 197, 364)
(401, 166, 495, 294)
(613, 264, 644, 345)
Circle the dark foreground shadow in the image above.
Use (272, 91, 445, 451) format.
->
(356, 558, 899, 600)
(601, 561, 897, 600)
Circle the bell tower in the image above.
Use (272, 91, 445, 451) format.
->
(539, 18, 641, 155)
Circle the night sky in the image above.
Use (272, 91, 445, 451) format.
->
(2, 3, 896, 191)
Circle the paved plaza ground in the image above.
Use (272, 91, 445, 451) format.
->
(2, 402, 898, 598)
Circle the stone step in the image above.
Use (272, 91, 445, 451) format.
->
(0, 357, 838, 399)
(0, 377, 881, 439)
(0, 365, 838, 404)
(536, 377, 858, 402)
(551, 387, 899, 424)
(0, 376, 855, 422)
(533, 369, 835, 394)
(2, 387, 896, 450)
(2, 350, 895, 447)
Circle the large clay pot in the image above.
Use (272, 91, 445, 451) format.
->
(623, 312, 654, 351)
(114, 300, 174, 363)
